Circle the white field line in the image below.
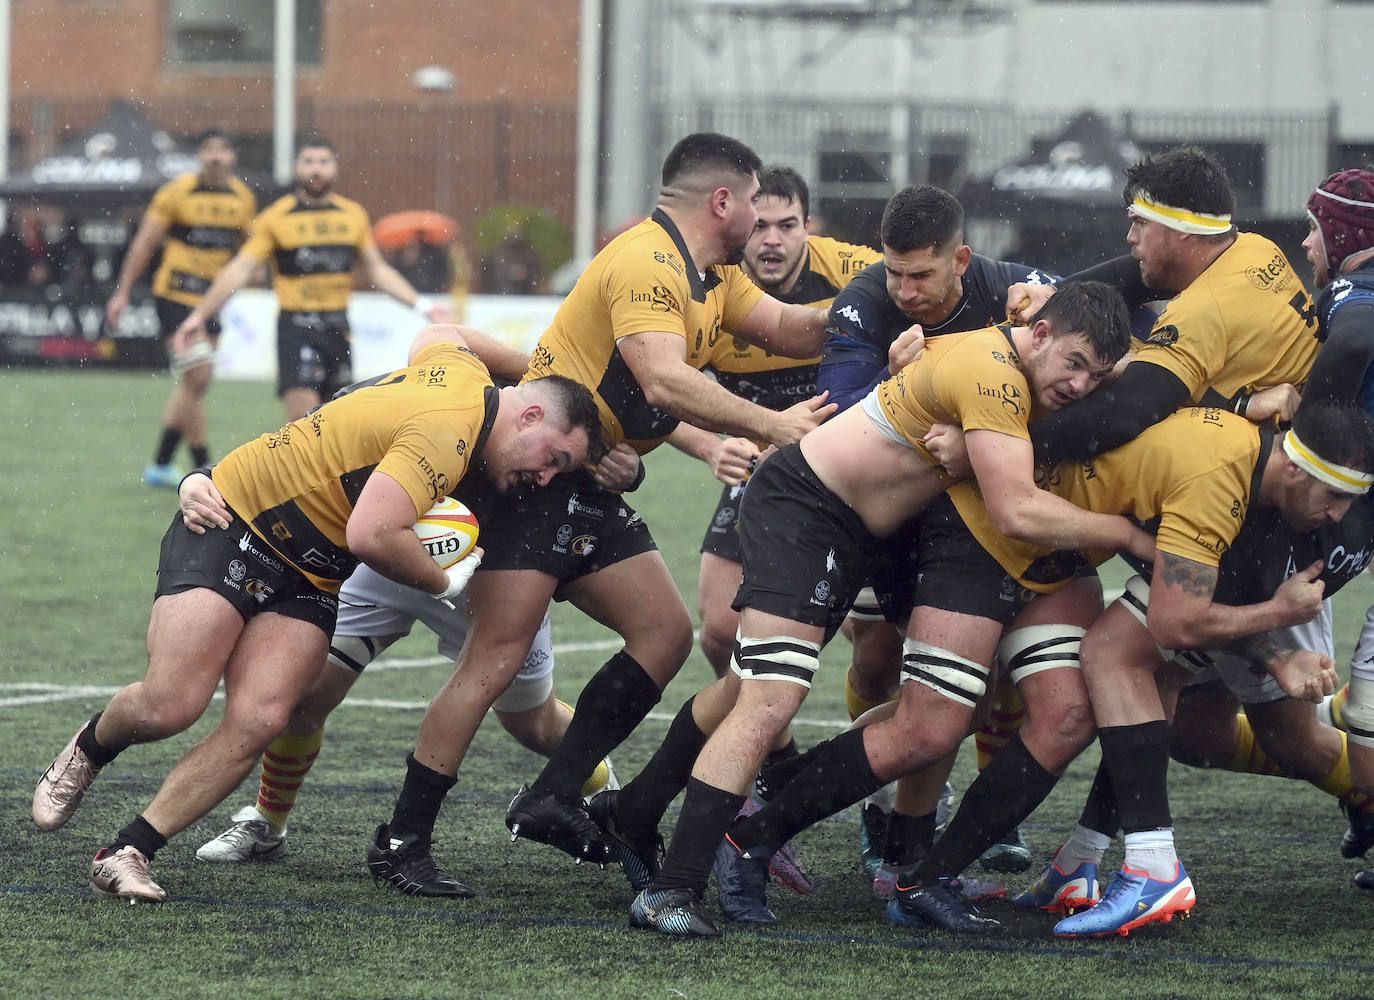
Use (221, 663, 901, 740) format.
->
(3, 588, 1124, 722)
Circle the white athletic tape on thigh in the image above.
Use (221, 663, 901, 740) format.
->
(1345, 676, 1374, 749)
(327, 633, 397, 674)
(1113, 574, 1176, 660)
(846, 586, 885, 621)
(734, 634, 822, 689)
(901, 637, 988, 707)
(998, 624, 1087, 685)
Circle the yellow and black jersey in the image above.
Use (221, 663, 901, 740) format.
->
(147, 172, 256, 306)
(1135, 232, 1319, 400)
(950, 406, 1264, 592)
(523, 208, 766, 453)
(213, 343, 495, 591)
(709, 235, 878, 413)
(869, 324, 1034, 468)
(241, 193, 374, 313)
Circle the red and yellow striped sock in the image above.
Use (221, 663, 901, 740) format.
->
(976, 679, 1026, 772)
(255, 727, 324, 832)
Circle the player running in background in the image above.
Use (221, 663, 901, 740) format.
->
(105, 129, 256, 490)
(174, 135, 450, 422)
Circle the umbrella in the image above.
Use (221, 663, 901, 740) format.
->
(373, 210, 460, 250)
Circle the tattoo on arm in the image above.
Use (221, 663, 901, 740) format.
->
(1226, 630, 1281, 670)
(1157, 551, 1218, 599)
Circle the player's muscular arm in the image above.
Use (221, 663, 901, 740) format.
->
(667, 423, 760, 485)
(1147, 552, 1326, 650)
(966, 429, 1155, 561)
(106, 213, 171, 326)
(1029, 361, 1191, 465)
(620, 330, 834, 447)
(729, 296, 828, 359)
(345, 471, 450, 595)
(174, 249, 262, 347)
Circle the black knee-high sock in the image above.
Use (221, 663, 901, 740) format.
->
(531, 650, 661, 798)
(883, 810, 937, 867)
(1077, 759, 1120, 837)
(76, 712, 123, 767)
(754, 737, 829, 801)
(389, 753, 458, 842)
(110, 814, 167, 859)
(651, 777, 746, 895)
(1097, 721, 1173, 834)
(912, 733, 1059, 883)
(154, 428, 181, 466)
(189, 444, 210, 467)
(615, 696, 709, 832)
(730, 727, 883, 853)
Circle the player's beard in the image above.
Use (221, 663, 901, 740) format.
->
(723, 240, 747, 266)
(300, 178, 333, 200)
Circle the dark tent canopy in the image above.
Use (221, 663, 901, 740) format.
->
(962, 110, 1141, 274)
(0, 100, 198, 209)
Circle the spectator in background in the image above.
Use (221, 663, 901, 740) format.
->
(0, 210, 30, 287)
(480, 232, 543, 294)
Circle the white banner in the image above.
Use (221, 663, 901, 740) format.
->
(214, 290, 562, 382)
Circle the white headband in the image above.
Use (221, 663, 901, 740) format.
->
(1129, 192, 1233, 235)
(1283, 429, 1374, 495)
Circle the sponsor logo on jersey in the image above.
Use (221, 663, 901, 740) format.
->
(835, 305, 863, 329)
(565, 493, 604, 518)
(239, 532, 287, 573)
(1245, 252, 1290, 291)
(1147, 324, 1180, 348)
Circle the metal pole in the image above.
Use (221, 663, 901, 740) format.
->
(574, 0, 602, 263)
(273, 0, 296, 187)
(0, 0, 11, 181)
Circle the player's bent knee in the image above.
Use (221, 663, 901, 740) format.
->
(900, 637, 988, 707)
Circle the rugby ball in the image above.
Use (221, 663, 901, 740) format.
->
(412, 497, 480, 569)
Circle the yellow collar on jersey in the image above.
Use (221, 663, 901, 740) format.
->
(1283, 429, 1374, 494)
(1129, 193, 1233, 235)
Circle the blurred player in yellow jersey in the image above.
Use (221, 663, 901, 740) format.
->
(106, 129, 256, 490)
(31, 325, 602, 903)
(174, 135, 450, 423)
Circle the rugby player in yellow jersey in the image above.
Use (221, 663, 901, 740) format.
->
(709, 401, 1372, 939)
(105, 129, 256, 490)
(366, 134, 839, 893)
(173, 135, 450, 422)
(30, 325, 603, 903)
(623, 281, 1145, 937)
(678, 165, 878, 680)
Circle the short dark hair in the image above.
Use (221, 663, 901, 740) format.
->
(880, 185, 963, 254)
(1290, 399, 1374, 477)
(296, 134, 336, 156)
(757, 165, 810, 220)
(526, 374, 606, 463)
(661, 133, 761, 189)
(196, 128, 231, 148)
(1123, 145, 1235, 221)
(1039, 280, 1132, 364)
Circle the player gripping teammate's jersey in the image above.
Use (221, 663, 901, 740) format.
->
(147, 173, 257, 306)
(708, 234, 878, 415)
(820, 255, 1055, 413)
(212, 343, 496, 592)
(523, 208, 766, 454)
(952, 405, 1264, 594)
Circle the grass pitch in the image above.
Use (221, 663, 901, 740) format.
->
(2, 368, 1372, 999)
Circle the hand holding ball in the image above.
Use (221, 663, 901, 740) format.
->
(413, 498, 483, 600)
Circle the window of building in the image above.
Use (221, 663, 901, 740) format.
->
(168, 0, 322, 67)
